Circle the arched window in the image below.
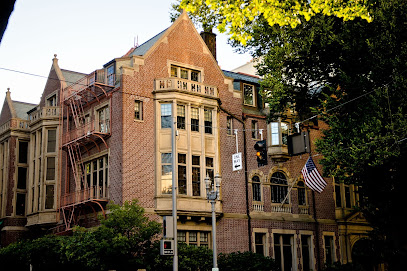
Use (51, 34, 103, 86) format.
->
(297, 181, 307, 206)
(270, 172, 289, 203)
(252, 176, 261, 201)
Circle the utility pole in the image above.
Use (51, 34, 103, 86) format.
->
(171, 103, 178, 271)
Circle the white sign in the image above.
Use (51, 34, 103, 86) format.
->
(232, 152, 242, 171)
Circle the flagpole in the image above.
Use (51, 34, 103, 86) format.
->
(307, 147, 322, 271)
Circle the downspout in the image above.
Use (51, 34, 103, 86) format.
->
(218, 104, 252, 252)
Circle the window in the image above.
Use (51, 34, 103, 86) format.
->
(335, 180, 358, 209)
(18, 141, 28, 164)
(298, 181, 307, 206)
(192, 156, 200, 196)
(227, 116, 233, 135)
(344, 185, 351, 208)
(270, 121, 289, 146)
(177, 105, 185, 130)
(204, 109, 212, 134)
(17, 167, 27, 189)
(171, 65, 201, 82)
(81, 155, 109, 198)
(180, 69, 188, 79)
(205, 157, 214, 181)
(47, 94, 57, 107)
(301, 235, 313, 271)
(161, 103, 172, 129)
(178, 231, 209, 247)
(161, 153, 172, 194)
(243, 83, 255, 106)
(252, 176, 261, 202)
(271, 172, 289, 204)
(16, 193, 26, 216)
(274, 234, 294, 271)
(97, 106, 110, 133)
(324, 235, 335, 265)
(251, 120, 258, 139)
(47, 129, 56, 153)
(191, 70, 199, 82)
(255, 232, 266, 256)
(45, 184, 54, 209)
(107, 64, 115, 86)
(171, 66, 178, 77)
(191, 107, 199, 132)
(335, 181, 342, 208)
(178, 154, 187, 195)
(46, 157, 55, 180)
(134, 100, 143, 120)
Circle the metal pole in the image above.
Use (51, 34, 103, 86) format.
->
(171, 104, 178, 271)
(211, 200, 217, 269)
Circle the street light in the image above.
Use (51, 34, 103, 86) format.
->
(205, 173, 222, 271)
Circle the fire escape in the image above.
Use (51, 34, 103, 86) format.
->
(57, 69, 115, 234)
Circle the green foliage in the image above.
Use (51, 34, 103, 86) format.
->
(145, 242, 213, 271)
(218, 251, 279, 271)
(232, 0, 407, 268)
(174, 0, 372, 44)
(0, 240, 31, 270)
(0, 200, 161, 271)
(145, 243, 279, 271)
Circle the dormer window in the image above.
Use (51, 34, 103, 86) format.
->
(47, 95, 57, 107)
(107, 64, 115, 86)
(243, 83, 255, 106)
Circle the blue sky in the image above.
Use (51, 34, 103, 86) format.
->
(0, 0, 251, 107)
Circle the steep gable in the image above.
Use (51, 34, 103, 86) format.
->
(0, 90, 15, 125)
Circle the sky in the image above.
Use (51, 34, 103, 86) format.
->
(0, 0, 252, 109)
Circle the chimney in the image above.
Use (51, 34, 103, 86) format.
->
(200, 31, 217, 60)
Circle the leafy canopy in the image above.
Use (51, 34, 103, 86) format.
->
(176, 0, 372, 44)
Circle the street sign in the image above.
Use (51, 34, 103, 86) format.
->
(232, 152, 242, 171)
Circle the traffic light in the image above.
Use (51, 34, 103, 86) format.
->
(254, 140, 267, 167)
(160, 239, 174, 255)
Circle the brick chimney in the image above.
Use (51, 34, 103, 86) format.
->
(200, 31, 217, 60)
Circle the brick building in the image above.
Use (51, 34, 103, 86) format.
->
(0, 12, 372, 270)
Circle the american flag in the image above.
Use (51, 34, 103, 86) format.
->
(301, 157, 327, 193)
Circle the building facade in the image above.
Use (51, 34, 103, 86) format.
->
(0, 13, 372, 270)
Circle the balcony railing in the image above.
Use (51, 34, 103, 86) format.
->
(63, 70, 116, 101)
(63, 120, 110, 145)
(0, 119, 30, 135)
(154, 78, 218, 97)
(299, 206, 309, 215)
(252, 202, 264, 212)
(271, 204, 292, 213)
(28, 106, 60, 124)
(61, 186, 108, 207)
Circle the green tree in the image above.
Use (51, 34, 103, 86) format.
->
(235, 0, 407, 269)
(63, 200, 161, 270)
(174, 0, 372, 44)
(173, 0, 407, 268)
(0, 200, 161, 271)
(145, 242, 213, 271)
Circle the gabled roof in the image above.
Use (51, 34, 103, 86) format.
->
(60, 69, 87, 86)
(12, 101, 36, 119)
(129, 28, 168, 57)
(222, 70, 260, 84)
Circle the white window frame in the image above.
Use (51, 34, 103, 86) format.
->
(243, 83, 256, 106)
